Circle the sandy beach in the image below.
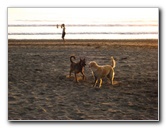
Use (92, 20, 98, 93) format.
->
(8, 39, 158, 120)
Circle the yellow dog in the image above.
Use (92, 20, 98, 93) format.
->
(89, 56, 116, 88)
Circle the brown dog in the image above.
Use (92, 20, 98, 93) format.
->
(69, 56, 86, 82)
(89, 56, 116, 88)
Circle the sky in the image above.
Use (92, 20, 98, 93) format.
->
(8, 8, 158, 23)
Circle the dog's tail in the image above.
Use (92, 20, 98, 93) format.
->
(111, 56, 116, 68)
(70, 56, 76, 63)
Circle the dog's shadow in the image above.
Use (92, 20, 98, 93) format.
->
(65, 75, 85, 82)
(64, 74, 121, 88)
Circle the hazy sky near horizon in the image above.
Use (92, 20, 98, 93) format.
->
(8, 8, 158, 23)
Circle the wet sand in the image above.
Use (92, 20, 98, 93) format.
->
(8, 39, 158, 120)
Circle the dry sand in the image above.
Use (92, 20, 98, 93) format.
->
(8, 39, 158, 120)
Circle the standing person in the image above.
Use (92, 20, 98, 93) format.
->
(61, 24, 66, 42)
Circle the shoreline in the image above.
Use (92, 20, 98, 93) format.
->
(8, 39, 158, 47)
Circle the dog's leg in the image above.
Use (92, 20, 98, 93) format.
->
(111, 71, 115, 85)
(94, 79, 98, 87)
(75, 73, 78, 82)
(109, 69, 115, 85)
(99, 78, 102, 88)
(81, 71, 86, 80)
(93, 76, 98, 87)
(69, 70, 72, 77)
(69, 66, 73, 77)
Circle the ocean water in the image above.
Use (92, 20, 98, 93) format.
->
(8, 20, 158, 40)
